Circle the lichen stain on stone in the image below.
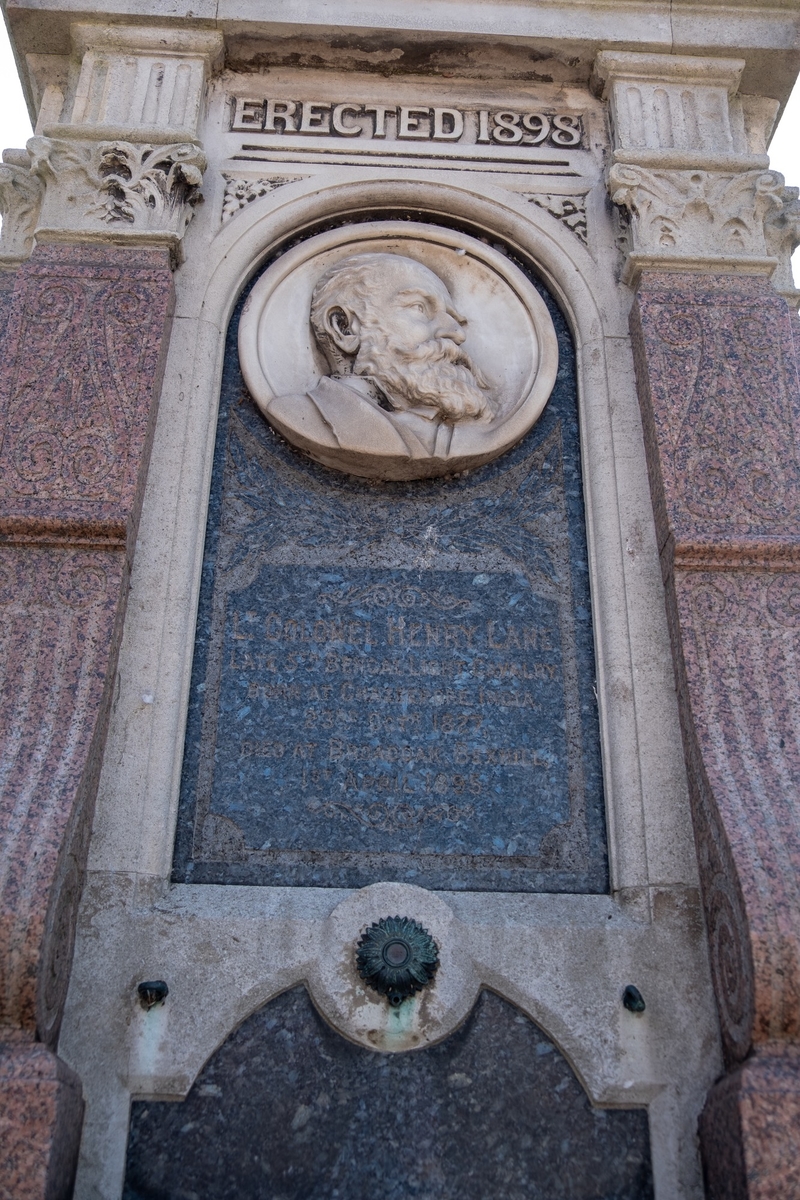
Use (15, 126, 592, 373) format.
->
(225, 36, 592, 83)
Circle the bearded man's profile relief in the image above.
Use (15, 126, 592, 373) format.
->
(261, 252, 496, 478)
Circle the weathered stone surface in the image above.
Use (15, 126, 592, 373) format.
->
(0, 244, 175, 546)
(0, 1043, 83, 1200)
(174, 254, 606, 892)
(700, 1047, 800, 1200)
(0, 545, 124, 1043)
(124, 987, 653, 1200)
(238, 223, 560, 480)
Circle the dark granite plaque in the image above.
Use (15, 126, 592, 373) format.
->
(173, 240, 607, 890)
(124, 987, 653, 1200)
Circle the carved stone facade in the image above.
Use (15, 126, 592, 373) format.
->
(597, 51, 800, 303)
(221, 174, 305, 222)
(31, 137, 207, 244)
(0, 25, 221, 262)
(608, 165, 786, 273)
(0, 8, 798, 1200)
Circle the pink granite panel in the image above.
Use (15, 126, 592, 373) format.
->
(672, 569, 800, 1058)
(632, 271, 800, 1193)
(631, 273, 800, 570)
(0, 244, 174, 547)
(700, 1046, 800, 1200)
(0, 242, 174, 1199)
(0, 1043, 84, 1200)
(0, 545, 125, 1043)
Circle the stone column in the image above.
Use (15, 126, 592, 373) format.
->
(596, 51, 800, 1199)
(0, 25, 222, 1198)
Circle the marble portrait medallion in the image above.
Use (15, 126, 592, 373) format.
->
(238, 221, 559, 480)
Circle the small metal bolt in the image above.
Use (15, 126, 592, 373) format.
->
(622, 984, 646, 1013)
(137, 980, 169, 1010)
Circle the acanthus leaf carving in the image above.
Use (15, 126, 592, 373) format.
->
(221, 174, 306, 224)
(764, 184, 800, 305)
(608, 164, 786, 278)
(94, 142, 206, 229)
(28, 135, 207, 243)
(0, 151, 45, 261)
(524, 193, 588, 245)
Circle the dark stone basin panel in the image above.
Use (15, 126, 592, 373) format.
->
(172, 234, 607, 893)
(124, 987, 653, 1200)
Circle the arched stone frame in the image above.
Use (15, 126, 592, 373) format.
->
(58, 171, 721, 1199)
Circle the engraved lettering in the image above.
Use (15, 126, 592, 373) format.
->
(363, 104, 396, 138)
(398, 106, 431, 138)
(522, 113, 550, 144)
(492, 111, 523, 143)
(551, 114, 583, 146)
(332, 103, 364, 136)
(432, 107, 464, 140)
(231, 97, 586, 151)
(231, 98, 266, 130)
(265, 99, 298, 132)
(299, 101, 331, 134)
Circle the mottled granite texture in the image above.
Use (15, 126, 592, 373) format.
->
(124, 987, 653, 1200)
(0, 244, 174, 547)
(631, 272, 800, 1195)
(0, 1042, 84, 1200)
(0, 244, 174, 1198)
(700, 1047, 800, 1200)
(174, 260, 607, 892)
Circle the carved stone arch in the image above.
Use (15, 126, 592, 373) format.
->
(187, 173, 621, 348)
(58, 152, 715, 1200)
(173, 173, 643, 895)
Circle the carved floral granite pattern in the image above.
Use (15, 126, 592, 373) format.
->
(631, 273, 800, 561)
(0, 244, 175, 542)
(0, 244, 174, 1197)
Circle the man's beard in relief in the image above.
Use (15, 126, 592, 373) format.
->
(353, 325, 492, 421)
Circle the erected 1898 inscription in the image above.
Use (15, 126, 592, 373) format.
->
(173, 233, 607, 892)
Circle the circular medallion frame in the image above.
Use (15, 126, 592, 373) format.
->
(239, 220, 559, 480)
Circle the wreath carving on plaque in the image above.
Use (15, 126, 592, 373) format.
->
(239, 221, 559, 480)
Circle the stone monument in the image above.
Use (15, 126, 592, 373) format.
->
(0, 7, 798, 1200)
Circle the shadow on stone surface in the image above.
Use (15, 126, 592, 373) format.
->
(124, 987, 652, 1200)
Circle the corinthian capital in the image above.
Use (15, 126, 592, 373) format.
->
(764, 185, 800, 305)
(608, 163, 787, 284)
(0, 150, 45, 261)
(29, 137, 207, 254)
(595, 50, 798, 297)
